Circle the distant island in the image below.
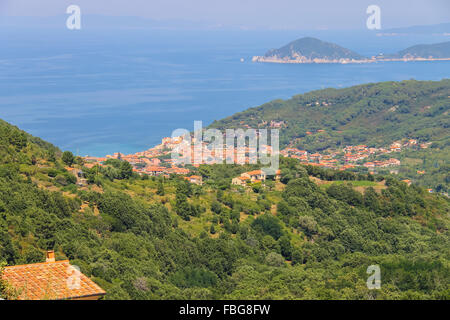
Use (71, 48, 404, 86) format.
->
(382, 41, 450, 60)
(252, 37, 369, 64)
(252, 37, 450, 64)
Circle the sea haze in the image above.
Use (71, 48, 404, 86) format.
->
(0, 25, 449, 156)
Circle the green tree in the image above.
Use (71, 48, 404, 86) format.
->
(251, 213, 284, 240)
(211, 201, 222, 214)
(0, 262, 17, 299)
(156, 180, 165, 196)
(119, 161, 133, 179)
(175, 193, 191, 221)
(177, 180, 192, 197)
(62, 151, 75, 166)
(265, 252, 285, 267)
(278, 235, 293, 260)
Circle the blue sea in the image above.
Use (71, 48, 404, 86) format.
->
(0, 22, 449, 156)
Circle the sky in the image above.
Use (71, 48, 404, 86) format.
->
(0, 0, 449, 30)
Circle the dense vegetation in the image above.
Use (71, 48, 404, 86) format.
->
(210, 79, 450, 191)
(0, 117, 449, 300)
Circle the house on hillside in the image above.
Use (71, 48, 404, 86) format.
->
(145, 166, 165, 176)
(390, 142, 402, 152)
(386, 158, 401, 166)
(231, 176, 250, 187)
(168, 167, 190, 175)
(269, 120, 285, 128)
(402, 179, 412, 186)
(1, 251, 105, 300)
(274, 169, 281, 180)
(241, 170, 266, 182)
(184, 175, 203, 185)
(309, 153, 322, 161)
(232, 169, 272, 186)
(65, 167, 87, 187)
(363, 162, 375, 168)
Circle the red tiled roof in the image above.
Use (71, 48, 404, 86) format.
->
(245, 170, 262, 175)
(2, 260, 106, 300)
(169, 167, 190, 174)
(146, 166, 164, 172)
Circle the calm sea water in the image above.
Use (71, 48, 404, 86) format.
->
(0, 26, 448, 156)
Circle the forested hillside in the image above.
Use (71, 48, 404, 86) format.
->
(0, 118, 449, 300)
(209, 79, 450, 191)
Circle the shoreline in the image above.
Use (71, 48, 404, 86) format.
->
(252, 56, 450, 64)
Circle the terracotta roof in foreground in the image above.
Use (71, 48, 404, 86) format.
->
(2, 260, 106, 300)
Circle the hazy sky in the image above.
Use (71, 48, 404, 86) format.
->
(1, 0, 449, 30)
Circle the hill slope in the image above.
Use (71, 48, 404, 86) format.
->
(387, 41, 450, 59)
(209, 79, 450, 191)
(0, 112, 449, 300)
(210, 79, 449, 149)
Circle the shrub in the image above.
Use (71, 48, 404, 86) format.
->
(265, 252, 285, 267)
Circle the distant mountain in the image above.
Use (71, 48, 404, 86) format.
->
(0, 14, 216, 31)
(253, 37, 450, 63)
(384, 41, 450, 59)
(377, 22, 450, 35)
(252, 37, 367, 63)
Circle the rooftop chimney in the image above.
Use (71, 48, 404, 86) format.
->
(46, 250, 55, 263)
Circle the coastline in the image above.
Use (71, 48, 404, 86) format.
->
(252, 55, 450, 64)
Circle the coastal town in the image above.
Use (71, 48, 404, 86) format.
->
(280, 138, 430, 172)
(81, 132, 431, 186)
